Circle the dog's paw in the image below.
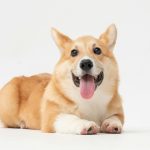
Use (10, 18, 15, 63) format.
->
(76, 120, 100, 135)
(100, 118, 122, 134)
(54, 114, 100, 134)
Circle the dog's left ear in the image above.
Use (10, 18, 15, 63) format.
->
(99, 24, 117, 51)
(51, 28, 72, 52)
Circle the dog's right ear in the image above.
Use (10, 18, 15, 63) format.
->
(51, 28, 73, 52)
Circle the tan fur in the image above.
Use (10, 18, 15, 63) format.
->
(0, 25, 124, 133)
(0, 74, 51, 129)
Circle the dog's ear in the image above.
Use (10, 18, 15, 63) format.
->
(99, 24, 117, 51)
(51, 28, 72, 52)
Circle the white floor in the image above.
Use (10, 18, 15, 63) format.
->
(0, 123, 149, 150)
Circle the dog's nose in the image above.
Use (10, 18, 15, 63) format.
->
(80, 59, 93, 71)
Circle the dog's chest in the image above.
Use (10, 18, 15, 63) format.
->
(77, 92, 112, 124)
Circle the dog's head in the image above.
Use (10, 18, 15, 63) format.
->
(52, 24, 118, 100)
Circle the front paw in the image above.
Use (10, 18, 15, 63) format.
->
(101, 118, 122, 134)
(77, 120, 100, 135)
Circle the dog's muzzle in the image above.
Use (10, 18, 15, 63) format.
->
(71, 71, 104, 88)
(71, 71, 104, 99)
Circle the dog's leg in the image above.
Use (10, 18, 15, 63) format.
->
(100, 115, 122, 134)
(42, 112, 100, 134)
(54, 114, 100, 134)
(41, 99, 100, 134)
(101, 94, 124, 134)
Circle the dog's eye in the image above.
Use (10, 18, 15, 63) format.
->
(93, 47, 102, 55)
(71, 49, 78, 57)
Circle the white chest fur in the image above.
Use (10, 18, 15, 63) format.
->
(76, 89, 112, 124)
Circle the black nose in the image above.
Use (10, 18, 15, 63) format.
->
(80, 59, 93, 71)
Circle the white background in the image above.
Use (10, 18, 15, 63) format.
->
(0, 0, 150, 149)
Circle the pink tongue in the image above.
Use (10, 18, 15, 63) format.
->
(80, 74, 95, 99)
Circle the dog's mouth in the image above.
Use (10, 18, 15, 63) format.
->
(72, 72, 104, 99)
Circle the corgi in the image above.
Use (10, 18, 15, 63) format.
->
(0, 24, 124, 134)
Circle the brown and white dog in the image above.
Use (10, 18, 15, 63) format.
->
(0, 24, 124, 134)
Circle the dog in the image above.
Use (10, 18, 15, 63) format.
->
(0, 24, 124, 134)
